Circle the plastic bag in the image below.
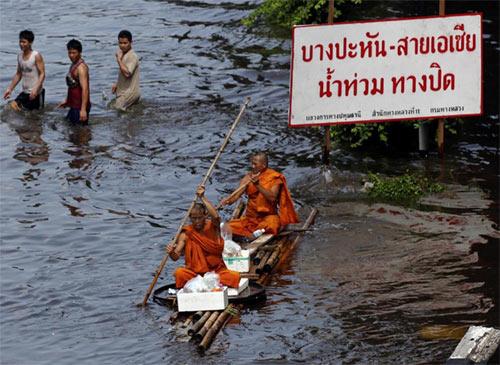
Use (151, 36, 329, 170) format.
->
(221, 221, 241, 257)
(183, 275, 208, 293)
(223, 239, 241, 257)
(203, 272, 221, 291)
(220, 222, 232, 241)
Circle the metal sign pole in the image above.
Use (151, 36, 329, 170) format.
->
(322, 0, 335, 165)
(437, 0, 446, 156)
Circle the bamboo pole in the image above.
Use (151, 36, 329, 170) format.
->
(258, 209, 319, 285)
(231, 199, 245, 220)
(279, 209, 318, 261)
(188, 311, 211, 336)
(192, 311, 204, 322)
(139, 98, 251, 307)
(216, 180, 252, 210)
(255, 251, 272, 275)
(263, 245, 282, 273)
(198, 306, 235, 353)
(182, 315, 193, 328)
(252, 250, 265, 265)
(194, 311, 220, 342)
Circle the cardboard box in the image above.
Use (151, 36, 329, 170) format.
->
(177, 287, 228, 312)
(223, 249, 250, 272)
(227, 278, 249, 297)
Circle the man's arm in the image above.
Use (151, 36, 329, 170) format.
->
(116, 50, 136, 78)
(3, 64, 22, 100)
(30, 53, 45, 100)
(166, 232, 186, 261)
(219, 173, 253, 207)
(78, 64, 90, 121)
(252, 175, 280, 203)
(198, 186, 220, 227)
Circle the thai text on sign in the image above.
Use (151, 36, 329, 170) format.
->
(289, 14, 482, 127)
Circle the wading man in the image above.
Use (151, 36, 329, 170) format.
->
(111, 30, 140, 111)
(3, 30, 46, 111)
(58, 39, 91, 124)
(219, 152, 299, 238)
(166, 185, 240, 289)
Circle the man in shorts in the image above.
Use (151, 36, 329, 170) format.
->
(3, 30, 46, 111)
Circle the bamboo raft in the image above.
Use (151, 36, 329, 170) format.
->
(153, 202, 318, 353)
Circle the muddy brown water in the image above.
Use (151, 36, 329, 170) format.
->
(0, 0, 498, 364)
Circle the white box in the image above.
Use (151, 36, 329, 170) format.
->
(177, 287, 228, 312)
(227, 278, 249, 297)
(223, 249, 250, 272)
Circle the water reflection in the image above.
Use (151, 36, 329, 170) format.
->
(8, 111, 49, 166)
(65, 124, 93, 170)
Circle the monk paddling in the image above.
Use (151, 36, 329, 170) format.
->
(219, 151, 299, 238)
(166, 185, 240, 289)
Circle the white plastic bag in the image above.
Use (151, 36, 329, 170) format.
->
(183, 275, 208, 293)
(220, 222, 232, 241)
(203, 272, 221, 291)
(221, 221, 242, 257)
(223, 239, 242, 257)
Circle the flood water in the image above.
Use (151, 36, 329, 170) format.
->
(0, 0, 498, 364)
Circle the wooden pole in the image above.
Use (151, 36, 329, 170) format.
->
(139, 97, 251, 307)
(194, 311, 220, 342)
(198, 307, 233, 352)
(437, 0, 446, 156)
(188, 311, 212, 336)
(216, 180, 252, 210)
(322, 0, 335, 165)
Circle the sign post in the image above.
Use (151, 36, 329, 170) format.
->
(437, 0, 446, 156)
(289, 14, 482, 128)
(322, 0, 335, 165)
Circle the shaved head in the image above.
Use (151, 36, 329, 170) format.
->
(191, 203, 207, 216)
(252, 152, 268, 167)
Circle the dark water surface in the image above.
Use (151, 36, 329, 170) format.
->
(1, 1, 498, 364)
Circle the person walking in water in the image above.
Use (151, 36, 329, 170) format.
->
(3, 30, 46, 111)
(58, 39, 91, 124)
(111, 30, 140, 111)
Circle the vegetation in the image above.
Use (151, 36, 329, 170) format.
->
(330, 120, 461, 150)
(367, 172, 445, 205)
(242, 0, 362, 29)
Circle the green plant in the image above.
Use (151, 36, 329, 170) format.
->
(330, 119, 463, 150)
(367, 172, 444, 205)
(242, 0, 362, 29)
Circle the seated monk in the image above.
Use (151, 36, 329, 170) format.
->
(219, 151, 299, 238)
(166, 185, 240, 289)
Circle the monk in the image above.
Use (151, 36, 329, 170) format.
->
(166, 185, 240, 289)
(219, 152, 299, 237)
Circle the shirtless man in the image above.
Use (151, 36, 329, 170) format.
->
(111, 30, 140, 111)
(3, 30, 46, 111)
(58, 39, 91, 124)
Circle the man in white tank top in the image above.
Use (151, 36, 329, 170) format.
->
(3, 30, 46, 111)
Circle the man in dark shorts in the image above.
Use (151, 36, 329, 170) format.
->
(58, 39, 91, 124)
(3, 30, 46, 111)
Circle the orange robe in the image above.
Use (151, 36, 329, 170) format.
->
(228, 168, 299, 237)
(174, 220, 240, 289)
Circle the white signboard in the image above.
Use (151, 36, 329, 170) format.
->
(289, 14, 482, 127)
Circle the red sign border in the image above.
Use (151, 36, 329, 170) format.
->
(288, 13, 484, 128)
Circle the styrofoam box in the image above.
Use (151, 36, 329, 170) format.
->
(223, 249, 250, 272)
(227, 278, 249, 297)
(177, 287, 228, 312)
